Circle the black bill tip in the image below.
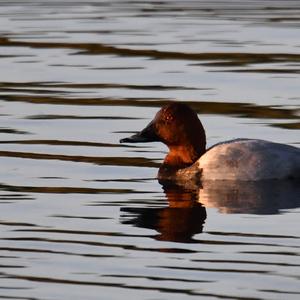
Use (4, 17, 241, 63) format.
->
(120, 137, 134, 143)
(120, 120, 159, 144)
(120, 133, 153, 143)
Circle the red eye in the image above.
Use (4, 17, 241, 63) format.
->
(165, 114, 173, 122)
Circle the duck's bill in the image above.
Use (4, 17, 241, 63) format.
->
(120, 121, 159, 143)
(120, 133, 153, 143)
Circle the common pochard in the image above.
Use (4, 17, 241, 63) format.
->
(120, 102, 300, 181)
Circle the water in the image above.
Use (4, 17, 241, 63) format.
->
(0, 1, 300, 299)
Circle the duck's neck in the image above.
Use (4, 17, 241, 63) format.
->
(160, 144, 206, 174)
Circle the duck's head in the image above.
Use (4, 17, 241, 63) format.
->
(120, 102, 206, 172)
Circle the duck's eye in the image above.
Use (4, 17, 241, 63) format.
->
(164, 113, 173, 122)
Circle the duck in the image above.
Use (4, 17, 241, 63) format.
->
(120, 102, 300, 181)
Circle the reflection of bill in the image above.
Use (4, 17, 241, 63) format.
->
(120, 183, 206, 243)
(121, 179, 300, 242)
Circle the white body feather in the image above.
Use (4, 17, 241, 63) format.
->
(198, 139, 300, 181)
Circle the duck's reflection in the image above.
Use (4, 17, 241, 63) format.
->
(121, 179, 300, 242)
(199, 179, 300, 214)
(121, 182, 206, 243)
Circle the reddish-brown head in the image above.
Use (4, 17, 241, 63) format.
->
(153, 102, 206, 151)
(120, 102, 206, 169)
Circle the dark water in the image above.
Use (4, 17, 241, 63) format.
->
(1, 1, 300, 299)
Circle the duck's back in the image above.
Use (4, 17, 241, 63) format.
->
(198, 139, 300, 181)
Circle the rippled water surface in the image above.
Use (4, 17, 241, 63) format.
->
(1, 1, 300, 299)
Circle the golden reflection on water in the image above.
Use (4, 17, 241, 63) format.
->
(2, 36, 300, 64)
